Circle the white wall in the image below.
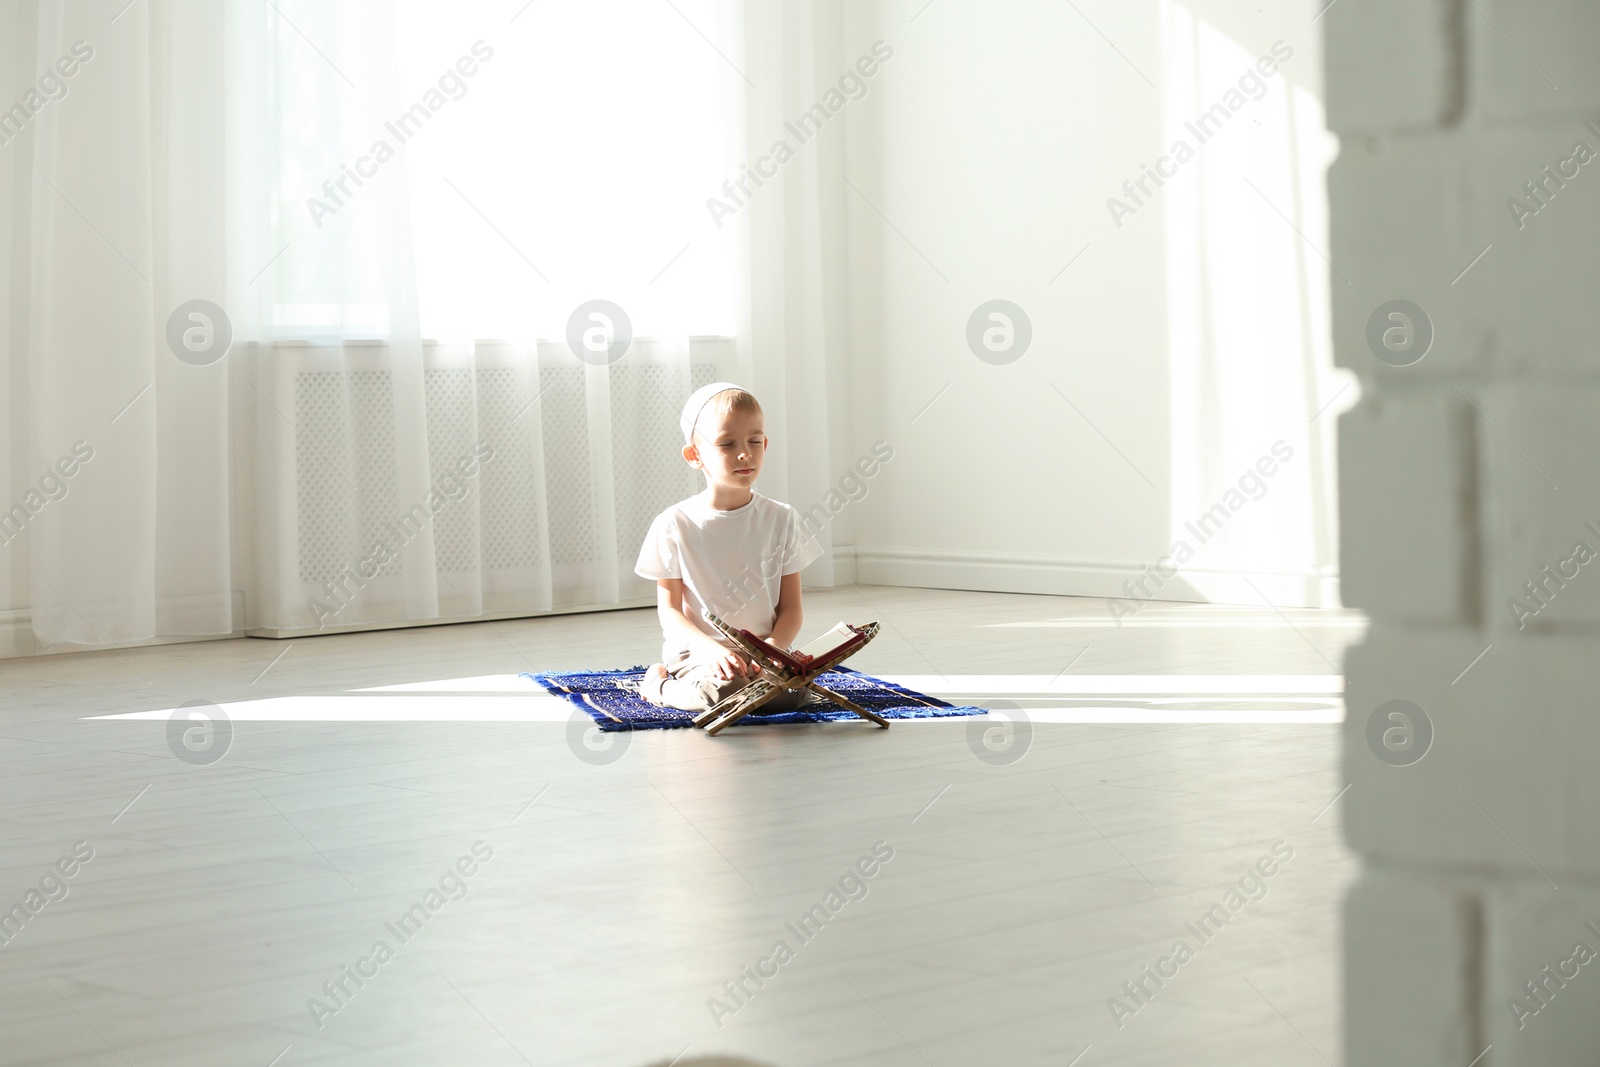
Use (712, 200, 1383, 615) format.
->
(835, 0, 1346, 609)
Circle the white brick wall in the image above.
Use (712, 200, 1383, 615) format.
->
(1339, 392, 1473, 622)
(1346, 871, 1481, 1067)
(1344, 631, 1600, 876)
(1325, 0, 1461, 132)
(1477, 2, 1600, 122)
(1485, 886, 1600, 1066)
(1331, 128, 1600, 381)
(1332, 0, 1600, 1062)
(1479, 385, 1600, 631)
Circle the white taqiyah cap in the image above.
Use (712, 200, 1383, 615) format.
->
(680, 381, 748, 446)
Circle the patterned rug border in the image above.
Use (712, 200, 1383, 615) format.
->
(525, 665, 988, 731)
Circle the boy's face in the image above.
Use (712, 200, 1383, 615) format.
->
(686, 407, 767, 488)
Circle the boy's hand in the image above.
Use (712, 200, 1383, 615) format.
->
(710, 647, 755, 681)
(696, 636, 752, 680)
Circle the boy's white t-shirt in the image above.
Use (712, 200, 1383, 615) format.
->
(635, 489, 823, 658)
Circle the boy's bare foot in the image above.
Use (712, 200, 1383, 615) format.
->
(640, 663, 669, 706)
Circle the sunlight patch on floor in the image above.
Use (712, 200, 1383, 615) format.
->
(84, 673, 1343, 724)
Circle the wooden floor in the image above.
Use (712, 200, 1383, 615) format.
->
(0, 585, 1365, 1067)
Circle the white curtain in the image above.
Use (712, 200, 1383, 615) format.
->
(1159, 1, 1346, 607)
(722, 0, 850, 588)
(0, 0, 844, 652)
(4, 0, 235, 648)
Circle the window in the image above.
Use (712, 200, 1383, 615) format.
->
(392, 0, 740, 342)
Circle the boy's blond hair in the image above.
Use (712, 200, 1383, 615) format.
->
(691, 388, 762, 447)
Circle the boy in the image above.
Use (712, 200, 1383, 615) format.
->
(635, 382, 823, 712)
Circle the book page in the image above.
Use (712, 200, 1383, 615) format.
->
(796, 622, 857, 661)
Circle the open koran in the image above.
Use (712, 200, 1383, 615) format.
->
(796, 622, 872, 664)
(736, 621, 874, 676)
(698, 612, 887, 734)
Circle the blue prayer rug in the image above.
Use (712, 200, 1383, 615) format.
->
(525, 665, 987, 731)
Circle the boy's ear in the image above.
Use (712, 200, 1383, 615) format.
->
(681, 442, 700, 466)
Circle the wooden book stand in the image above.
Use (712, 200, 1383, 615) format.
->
(692, 613, 890, 736)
